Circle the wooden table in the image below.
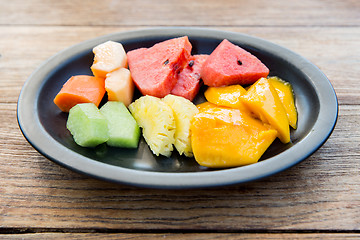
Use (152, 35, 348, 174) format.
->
(1, 0, 359, 239)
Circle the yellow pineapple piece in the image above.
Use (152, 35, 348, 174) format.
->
(128, 95, 175, 157)
(163, 94, 199, 157)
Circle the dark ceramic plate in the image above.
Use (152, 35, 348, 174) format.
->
(17, 27, 338, 189)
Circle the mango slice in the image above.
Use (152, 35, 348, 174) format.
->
(241, 77, 290, 144)
(196, 101, 218, 112)
(268, 76, 297, 129)
(191, 105, 277, 168)
(204, 85, 248, 111)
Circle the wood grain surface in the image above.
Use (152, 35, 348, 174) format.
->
(0, 0, 359, 239)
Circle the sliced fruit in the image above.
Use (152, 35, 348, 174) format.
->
(128, 95, 175, 157)
(54, 75, 105, 112)
(268, 76, 298, 129)
(127, 36, 192, 98)
(66, 103, 109, 147)
(201, 39, 269, 87)
(196, 101, 217, 112)
(191, 105, 277, 168)
(204, 84, 248, 111)
(241, 77, 290, 143)
(91, 41, 128, 78)
(171, 54, 208, 101)
(105, 68, 134, 107)
(163, 94, 199, 157)
(100, 101, 140, 148)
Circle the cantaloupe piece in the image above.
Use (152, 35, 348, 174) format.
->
(100, 101, 140, 148)
(54, 75, 105, 112)
(66, 103, 109, 147)
(105, 68, 134, 107)
(91, 41, 128, 78)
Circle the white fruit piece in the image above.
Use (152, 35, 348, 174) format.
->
(162, 94, 199, 157)
(105, 68, 134, 107)
(91, 41, 128, 78)
(129, 95, 175, 157)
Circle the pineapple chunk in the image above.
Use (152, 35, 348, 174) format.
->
(163, 94, 199, 157)
(129, 95, 175, 157)
(105, 68, 134, 107)
(91, 41, 128, 78)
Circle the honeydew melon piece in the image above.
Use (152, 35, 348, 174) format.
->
(100, 101, 140, 148)
(66, 103, 109, 147)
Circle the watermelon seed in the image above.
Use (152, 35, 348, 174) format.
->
(188, 60, 194, 67)
(237, 60, 243, 65)
(163, 59, 169, 65)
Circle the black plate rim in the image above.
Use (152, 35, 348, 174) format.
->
(17, 27, 338, 189)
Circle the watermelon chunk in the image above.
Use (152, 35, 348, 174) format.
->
(127, 36, 192, 98)
(201, 39, 269, 87)
(171, 54, 208, 101)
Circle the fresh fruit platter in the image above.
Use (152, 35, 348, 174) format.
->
(17, 28, 338, 188)
(53, 36, 298, 169)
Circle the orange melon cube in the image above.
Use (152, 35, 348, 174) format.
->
(53, 75, 105, 112)
(105, 68, 134, 107)
(91, 41, 128, 78)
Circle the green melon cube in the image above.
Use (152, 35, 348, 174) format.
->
(100, 101, 140, 148)
(66, 103, 109, 147)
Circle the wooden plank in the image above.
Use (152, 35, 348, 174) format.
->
(1, 233, 360, 240)
(0, 0, 359, 27)
(1, 26, 359, 105)
(1, 26, 359, 231)
(1, 100, 359, 230)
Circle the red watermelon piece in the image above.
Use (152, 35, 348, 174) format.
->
(201, 39, 269, 87)
(127, 36, 192, 98)
(171, 54, 208, 101)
